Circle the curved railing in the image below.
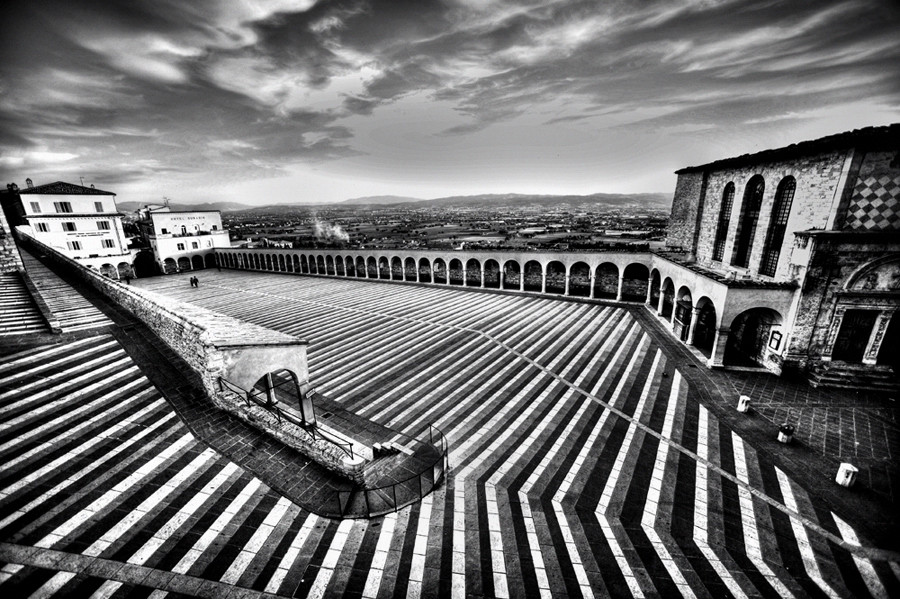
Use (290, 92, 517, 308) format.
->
(334, 425, 449, 518)
(218, 377, 354, 459)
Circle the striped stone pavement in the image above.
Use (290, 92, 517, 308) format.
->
(109, 269, 894, 598)
(0, 273, 46, 337)
(17, 248, 111, 333)
(0, 268, 897, 598)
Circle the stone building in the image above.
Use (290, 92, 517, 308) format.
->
(134, 205, 231, 274)
(658, 124, 899, 388)
(0, 179, 133, 278)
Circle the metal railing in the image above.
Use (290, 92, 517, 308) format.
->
(218, 377, 354, 459)
(334, 424, 449, 518)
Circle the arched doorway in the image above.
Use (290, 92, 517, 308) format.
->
(546, 261, 566, 294)
(594, 263, 618, 299)
(448, 259, 464, 285)
(419, 258, 432, 283)
(336, 256, 346, 276)
(693, 298, 717, 357)
(831, 310, 880, 363)
(192, 255, 205, 270)
(569, 262, 590, 297)
(433, 258, 447, 284)
(465, 259, 481, 287)
(673, 286, 693, 342)
(356, 256, 367, 277)
(316, 255, 326, 274)
(326, 256, 336, 275)
(116, 263, 133, 279)
(301, 255, 310, 273)
(622, 263, 649, 301)
(378, 257, 390, 279)
(659, 278, 675, 319)
(503, 261, 520, 290)
(405, 257, 417, 281)
(483, 259, 500, 289)
(344, 257, 355, 276)
(523, 260, 543, 292)
(178, 257, 192, 272)
(649, 269, 661, 307)
(391, 257, 403, 280)
(725, 308, 783, 367)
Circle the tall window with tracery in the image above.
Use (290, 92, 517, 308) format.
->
(758, 176, 795, 277)
(731, 175, 765, 268)
(712, 182, 735, 261)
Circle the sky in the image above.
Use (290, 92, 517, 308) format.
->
(1, 0, 899, 206)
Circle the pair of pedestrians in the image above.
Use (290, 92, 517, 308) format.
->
(189, 276, 200, 287)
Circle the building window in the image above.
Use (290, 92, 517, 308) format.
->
(160, 228, 168, 235)
(97, 220, 110, 230)
(731, 175, 765, 268)
(192, 241, 199, 249)
(62, 222, 77, 232)
(712, 182, 735, 262)
(35, 222, 50, 233)
(177, 243, 185, 251)
(54, 201, 73, 213)
(759, 176, 796, 277)
(67, 241, 82, 250)
(212, 225, 218, 230)
(102, 239, 115, 248)
(30, 202, 41, 213)
(94, 201, 104, 212)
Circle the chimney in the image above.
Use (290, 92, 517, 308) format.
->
(25, 178, 33, 189)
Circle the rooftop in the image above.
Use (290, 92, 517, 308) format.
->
(12, 181, 116, 196)
(676, 123, 900, 174)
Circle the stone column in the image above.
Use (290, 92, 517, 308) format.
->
(461, 268, 467, 287)
(519, 271, 524, 292)
(480, 269, 485, 288)
(863, 309, 895, 365)
(656, 290, 665, 316)
(821, 305, 847, 362)
(708, 327, 730, 367)
(616, 275, 624, 301)
(645, 278, 654, 306)
(589, 273, 596, 299)
(541, 272, 547, 294)
(565, 275, 570, 296)
(686, 307, 701, 345)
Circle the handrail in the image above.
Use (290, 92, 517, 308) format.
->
(336, 423, 449, 518)
(218, 377, 354, 459)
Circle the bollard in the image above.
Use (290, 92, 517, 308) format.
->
(737, 395, 751, 413)
(835, 463, 858, 488)
(777, 423, 795, 444)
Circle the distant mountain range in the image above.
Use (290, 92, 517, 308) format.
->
(116, 192, 671, 214)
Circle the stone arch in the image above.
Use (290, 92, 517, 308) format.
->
(326, 255, 336, 275)
(844, 255, 900, 291)
(357, 256, 367, 277)
(277, 255, 286, 271)
(433, 258, 447, 283)
(378, 256, 390, 279)
(725, 307, 783, 367)
(449, 258, 464, 285)
(300, 255, 309, 273)
(391, 256, 403, 280)
(367, 256, 378, 278)
(503, 260, 521, 290)
(622, 263, 649, 301)
(418, 258, 432, 283)
(344, 256, 355, 276)
(483, 259, 500, 289)
(316, 255, 326, 274)
(404, 257, 417, 281)
(649, 269, 661, 306)
(546, 260, 566, 295)
(594, 262, 618, 299)
(465, 258, 482, 287)
(673, 285, 694, 342)
(523, 260, 543, 292)
(117, 262, 134, 279)
(264, 254, 272, 271)
(335, 255, 345, 276)
(569, 261, 591, 297)
(178, 256, 192, 271)
(693, 296, 717, 357)
(192, 255, 205, 270)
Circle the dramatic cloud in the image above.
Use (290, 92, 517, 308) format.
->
(1, 0, 898, 204)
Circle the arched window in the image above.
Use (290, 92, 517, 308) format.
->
(731, 175, 765, 268)
(758, 176, 796, 277)
(712, 182, 735, 262)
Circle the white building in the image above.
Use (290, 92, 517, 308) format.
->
(136, 206, 230, 273)
(1, 179, 134, 278)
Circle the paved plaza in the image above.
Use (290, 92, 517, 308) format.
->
(1, 264, 899, 598)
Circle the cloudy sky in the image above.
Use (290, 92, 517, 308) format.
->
(1, 0, 898, 206)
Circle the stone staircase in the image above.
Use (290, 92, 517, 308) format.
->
(0, 272, 46, 338)
(809, 361, 900, 392)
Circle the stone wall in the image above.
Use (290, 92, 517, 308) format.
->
(692, 148, 850, 279)
(666, 172, 705, 254)
(17, 233, 366, 482)
(0, 205, 23, 274)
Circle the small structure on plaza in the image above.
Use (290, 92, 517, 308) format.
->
(134, 204, 231, 274)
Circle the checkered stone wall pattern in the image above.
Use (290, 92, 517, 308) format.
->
(845, 174, 900, 229)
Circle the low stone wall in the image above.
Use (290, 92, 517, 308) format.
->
(17, 233, 367, 482)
